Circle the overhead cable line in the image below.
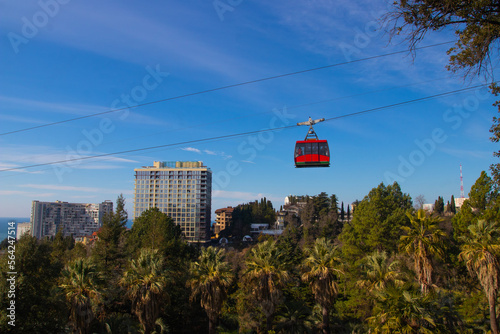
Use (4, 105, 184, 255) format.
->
(0, 83, 488, 173)
(0, 76, 457, 172)
(59, 75, 456, 151)
(0, 41, 455, 136)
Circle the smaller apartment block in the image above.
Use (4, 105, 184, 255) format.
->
(213, 206, 234, 237)
(31, 200, 113, 239)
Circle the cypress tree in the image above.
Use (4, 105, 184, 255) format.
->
(340, 202, 345, 221)
(450, 195, 456, 214)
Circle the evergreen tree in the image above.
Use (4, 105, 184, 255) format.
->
(93, 194, 128, 269)
(227, 198, 276, 241)
(340, 202, 345, 222)
(454, 171, 500, 241)
(329, 194, 339, 215)
(0, 235, 66, 333)
(127, 207, 184, 256)
(434, 196, 444, 215)
(52, 228, 68, 263)
(445, 201, 451, 214)
(450, 195, 457, 214)
(452, 200, 478, 241)
(469, 171, 494, 211)
(339, 182, 412, 260)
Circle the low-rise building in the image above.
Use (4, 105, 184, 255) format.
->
(454, 197, 469, 209)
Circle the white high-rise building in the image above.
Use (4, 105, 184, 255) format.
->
(16, 222, 31, 240)
(31, 200, 113, 239)
(133, 161, 212, 243)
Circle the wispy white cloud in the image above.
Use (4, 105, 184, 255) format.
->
(20, 183, 133, 195)
(0, 162, 44, 174)
(0, 190, 55, 197)
(180, 147, 232, 159)
(182, 147, 202, 154)
(9, 1, 263, 83)
(0, 144, 138, 172)
(204, 150, 232, 159)
(0, 94, 173, 128)
(0, 95, 108, 116)
(0, 113, 49, 125)
(69, 195, 98, 199)
(20, 184, 100, 192)
(440, 147, 492, 159)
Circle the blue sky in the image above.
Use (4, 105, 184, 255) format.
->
(0, 0, 498, 218)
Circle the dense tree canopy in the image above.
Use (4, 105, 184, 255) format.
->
(2, 173, 500, 333)
(127, 207, 185, 257)
(0, 235, 66, 333)
(339, 182, 412, 260)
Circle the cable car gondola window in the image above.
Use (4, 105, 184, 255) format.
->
(319, 143, 329, 156)
(311, 142, 318, 156)
(295, 144, 305, 157)
(305, 143, 312, 155)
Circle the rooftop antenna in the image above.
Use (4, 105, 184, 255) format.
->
(460, 164, 465, 198)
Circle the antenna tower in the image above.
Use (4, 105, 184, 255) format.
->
(460, 164, 465, 198)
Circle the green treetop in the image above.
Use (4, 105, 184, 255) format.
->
(339, 182, 413, 261)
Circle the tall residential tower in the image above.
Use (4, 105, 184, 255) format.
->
(133, 161, 212, 243)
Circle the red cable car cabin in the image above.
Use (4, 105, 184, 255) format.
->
(294, 139, 330, 168)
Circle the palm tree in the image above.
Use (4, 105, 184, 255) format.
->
(120, 248, 171, 334)
(60, 258, 103, 334)
(357, 250, 403, 293)
(188, 246, 234, 334)
(399, 209, 445, 295)
(368, 286, 436, 333)
(275, 301, 312, 334)
(302, 238, 344, 334)
(243, 240, 291, 333)
(459, 220, 500, 334)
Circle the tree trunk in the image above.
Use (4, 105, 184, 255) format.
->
(143, 324, 152, 334)
(322, 306, 330, 334)
(208, 317, 217, 334)
(489, 295, 499, 334)
(266, 315, 272, 333)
